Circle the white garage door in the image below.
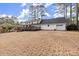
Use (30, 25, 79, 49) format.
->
(56, 24, 66, 30)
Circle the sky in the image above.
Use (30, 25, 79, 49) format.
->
(0, 3, 59, 22)
(0, 3, 76, 22)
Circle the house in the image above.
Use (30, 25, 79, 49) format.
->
(31, 17, 68, 31)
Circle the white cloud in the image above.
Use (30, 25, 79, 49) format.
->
(18, 19, 27, 22)
(45, 12, 51, 17)
(17, 12, 25, 19)
(32, 3, 43, 6)
(21, 3, 27, 7)
(0, 14, 12, 18)
(8, 15, 12, 18)
(53, 13, 64, 18)
(32, 3, 52, 8)
(22, 9, 29, 15)
(18, 8, 29, 19)
(32, 3, 38, 6)
(0, 14, 7, 17)
(44, 3, 52, 7)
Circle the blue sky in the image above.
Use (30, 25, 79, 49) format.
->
(0, 3, 76, 22)
(0, 3, 21, 16)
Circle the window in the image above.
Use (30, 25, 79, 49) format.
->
(48, 25, 49, 27)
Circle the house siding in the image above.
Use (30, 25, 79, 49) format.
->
(41, 23, 66, 30)
(33, 23, 66, 31)
(40, 24, 56, 30)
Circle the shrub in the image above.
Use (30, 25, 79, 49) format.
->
(66, 24, 78, 31)
(1, 23, 16, 32)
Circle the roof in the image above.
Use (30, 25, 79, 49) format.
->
(40, 17, 68, 24)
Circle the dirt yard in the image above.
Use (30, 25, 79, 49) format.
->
(0, 31, 79, 56)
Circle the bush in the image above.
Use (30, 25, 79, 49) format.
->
(0, 23, 16, 33)
(66, 24, 78, 31)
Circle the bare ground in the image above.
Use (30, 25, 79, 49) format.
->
(0, 31, 79, 56)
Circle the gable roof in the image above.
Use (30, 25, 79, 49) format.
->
(40, 17, 68, 24)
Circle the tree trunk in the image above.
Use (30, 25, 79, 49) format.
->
(70, 3, 72, 22)
(64, 3, 67, 19)
(68, 3, 73, 25)
(66, 4, 68, 18)
(76, 3, 79, 30)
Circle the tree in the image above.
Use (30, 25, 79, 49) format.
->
(53, 3, 78, 26)
(29, 4, 46, 21)
(29, 5, 36, 20)
(76, 3, 79, 30)
(53, 3, 69, 18)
